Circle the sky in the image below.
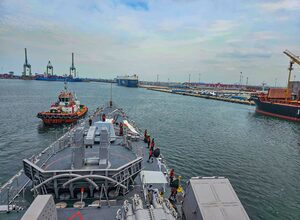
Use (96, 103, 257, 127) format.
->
(0, 0, 300, 86)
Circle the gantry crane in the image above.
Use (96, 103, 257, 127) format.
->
(23, 48, 31, 76)
(70, 52, 76, 78)
(46, 61, 53, 76)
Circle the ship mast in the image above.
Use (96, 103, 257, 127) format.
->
(283, 50, 300, 100)
(64, 81, 68, 91)
(109, 83, 113, 107)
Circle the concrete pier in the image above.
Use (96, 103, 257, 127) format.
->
(140, 85, 255, 105)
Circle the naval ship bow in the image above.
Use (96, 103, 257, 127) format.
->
(0, 102, 250, 220)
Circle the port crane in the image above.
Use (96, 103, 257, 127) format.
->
(23, 48, 31, 76)
(70, 52, 76, 78)
(46, 60, 53, 76)
(283, 50, 300, 99)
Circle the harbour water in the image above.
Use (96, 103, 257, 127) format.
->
(0, 79, 299, 220)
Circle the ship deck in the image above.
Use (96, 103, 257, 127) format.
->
(42, 139, 137, 171)
(53, 141, 173, 220)
(0, 105, 177, 219)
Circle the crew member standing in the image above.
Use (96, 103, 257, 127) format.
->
(147, 136, 151, 148)
(88, 117, 92, 126)
(144, 129, 148, 142)
(170, 175, 181, 200)
(147, 148, 153, 163)
(119, 122, 123, 136)
(169, 169, 175, 185)
(102, 114, 106, 122)
(150, 138, 155, 151)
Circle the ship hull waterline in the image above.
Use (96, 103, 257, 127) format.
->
(254, 98, 300, 122)
(37, 106, 88, 125)
(116, 79, 138, 87)
(35, 76, 83, 82)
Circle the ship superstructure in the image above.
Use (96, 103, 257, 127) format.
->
(116, 75, 139, 87)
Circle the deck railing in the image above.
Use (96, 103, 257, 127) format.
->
(0, 107, 103, 208)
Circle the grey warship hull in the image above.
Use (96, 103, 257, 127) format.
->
(0, 104, 250, 220)
(0, 105, 178, 219)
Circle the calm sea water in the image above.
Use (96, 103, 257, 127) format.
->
(0, 79, 299, 220)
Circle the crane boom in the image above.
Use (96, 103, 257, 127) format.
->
(283, 50, 300, 65)
(24, 48, 28, 65)
(71, 52, 74, 67)
(282, 50, 300, 100)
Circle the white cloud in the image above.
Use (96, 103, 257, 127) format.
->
(158, 20, 185, 32)
(0, 0, 300, 84)
(209, 20, 238, 33)
(218, 47, 272, 59)
(226, 38, 243, 44)
(259, 0, 300, 12)
(276, 15, 290, 21)
(252, 31, 282, 41)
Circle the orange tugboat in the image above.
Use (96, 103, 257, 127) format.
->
(37, 83, 88, 124)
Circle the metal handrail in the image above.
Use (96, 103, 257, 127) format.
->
(31, 173, 99, 191)
(62, 174, 126, 189)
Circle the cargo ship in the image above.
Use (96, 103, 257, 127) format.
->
(116, 74, 138, 87)
(35, 75, 83, 82)
(252, 50, 300, 122)
(37, 82, 88, 124)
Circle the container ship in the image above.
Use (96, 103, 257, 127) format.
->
(116, 74, 138, 87)
(252, 50, 300, 122)
(37, 82, 88, 124)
